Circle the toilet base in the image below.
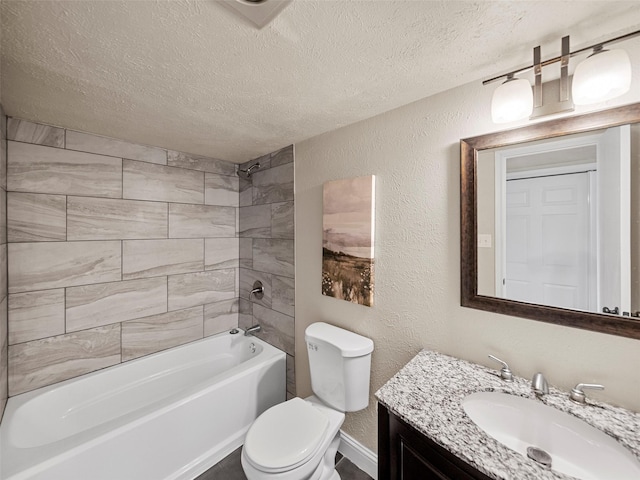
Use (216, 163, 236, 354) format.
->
(317, 432, 341, 480)
(241, 430, 342, 480)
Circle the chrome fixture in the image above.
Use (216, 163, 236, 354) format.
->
(569, 383, 605, 404)
(488, 355, 513, 382)
(229, 328, 240, 334)
(249, 280, 264, 300)
(485, 29, 639, 123)
(238, 162, 260, 178)
(527, 446, 552, 468)
(244, 325, 262, 337)
(531, 372, 549, 397)
(220, 0, 292, 29)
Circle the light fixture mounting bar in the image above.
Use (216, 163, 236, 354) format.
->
(533, 45, 542, 108)
(560, 36, 570, 102)
(482, 28, 640, 85)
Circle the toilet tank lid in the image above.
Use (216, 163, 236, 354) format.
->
(305, 322, 374, 357)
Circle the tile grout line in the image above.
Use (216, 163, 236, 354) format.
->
(120, 319, 123, 363)
(65, 195, 68, 241)
(8, 190, 240, 207)
(7, 235, 240, 244)
(9, 272, 200, 294)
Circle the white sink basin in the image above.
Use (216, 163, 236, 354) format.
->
(462, 392, 640, 480)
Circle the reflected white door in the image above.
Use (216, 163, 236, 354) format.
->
(505, 173, 592, 310)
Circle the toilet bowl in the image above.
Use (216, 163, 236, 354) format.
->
(241, 396, 344, 480)
(241, 323, 374, 480)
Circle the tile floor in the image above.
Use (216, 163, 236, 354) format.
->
(195, 448, 373, 480)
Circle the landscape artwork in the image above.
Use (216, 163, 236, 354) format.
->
(322, 175, 375, 307)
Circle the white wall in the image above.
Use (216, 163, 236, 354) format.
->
(294, 41, 640, 453)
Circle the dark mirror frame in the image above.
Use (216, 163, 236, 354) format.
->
(461, 102, 640, 340)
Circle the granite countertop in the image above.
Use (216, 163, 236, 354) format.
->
(375, 350, 640, 480)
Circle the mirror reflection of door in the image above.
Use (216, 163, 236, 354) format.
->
(477, 125, 632, 315)
(504, 172, 593, 310)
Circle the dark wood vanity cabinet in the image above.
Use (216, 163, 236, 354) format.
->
(378, 403, 493, 480)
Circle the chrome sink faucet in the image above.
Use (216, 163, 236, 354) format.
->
(532, 372, 549, 397)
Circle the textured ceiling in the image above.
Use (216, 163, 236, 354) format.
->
(2, 1, 640, 163)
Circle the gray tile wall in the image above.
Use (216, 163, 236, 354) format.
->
(238, 146, 295, 397)
(6, 118, 240, 396)
(0, 108, 8, 419)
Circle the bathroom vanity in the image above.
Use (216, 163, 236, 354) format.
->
(378, 404, 492, 479)
(376, 351, 640, 480)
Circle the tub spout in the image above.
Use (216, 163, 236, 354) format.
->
(244, 325, 261, 337)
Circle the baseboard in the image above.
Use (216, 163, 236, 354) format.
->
(338, 430, 378, 480)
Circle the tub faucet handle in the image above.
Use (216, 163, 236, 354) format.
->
(488, 355, 513, 382)
(249, 280, 264, 300)
(569, 383, 604, 404)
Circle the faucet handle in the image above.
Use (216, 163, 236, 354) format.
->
(488, 355, 513, 382)
(249, 280, 264, 300)
(569, 383, 604, 404)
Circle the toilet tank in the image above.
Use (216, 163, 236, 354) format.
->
(305, 322, 374, 412)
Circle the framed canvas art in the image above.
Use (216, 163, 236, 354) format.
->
(322, 175, 375, 307)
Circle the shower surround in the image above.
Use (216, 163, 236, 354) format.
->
(238, 148, 296, 397)
(3, 115, 295, 403)
(0, 107, 7, 420)
(5, 118, 242, 396)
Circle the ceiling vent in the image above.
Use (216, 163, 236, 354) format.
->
(221, 0, 292, 29)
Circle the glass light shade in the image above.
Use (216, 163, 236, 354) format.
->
(491, 78, 533, 124)
(572, 49, 632, 105)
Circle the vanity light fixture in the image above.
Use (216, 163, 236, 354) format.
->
(491, 75, 534, 123)
(572, 47, 632, 105)
(485, 29, 639, 123)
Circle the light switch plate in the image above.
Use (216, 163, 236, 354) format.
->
(478, 234, 492, 248)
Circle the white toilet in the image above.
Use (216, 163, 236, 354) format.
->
(241, 322, 374, 480)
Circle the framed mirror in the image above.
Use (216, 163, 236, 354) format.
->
(461, 102, 640, 340)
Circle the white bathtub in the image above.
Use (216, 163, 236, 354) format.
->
(0, 330, 286, 480)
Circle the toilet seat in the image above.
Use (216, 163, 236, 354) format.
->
(244, 398, 330, 473)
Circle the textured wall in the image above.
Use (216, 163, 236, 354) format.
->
(237, 147, 296, 397)
(5, 1, 640, 163)
(6, 118, 240, 395)
(294, 47, 640, 453)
